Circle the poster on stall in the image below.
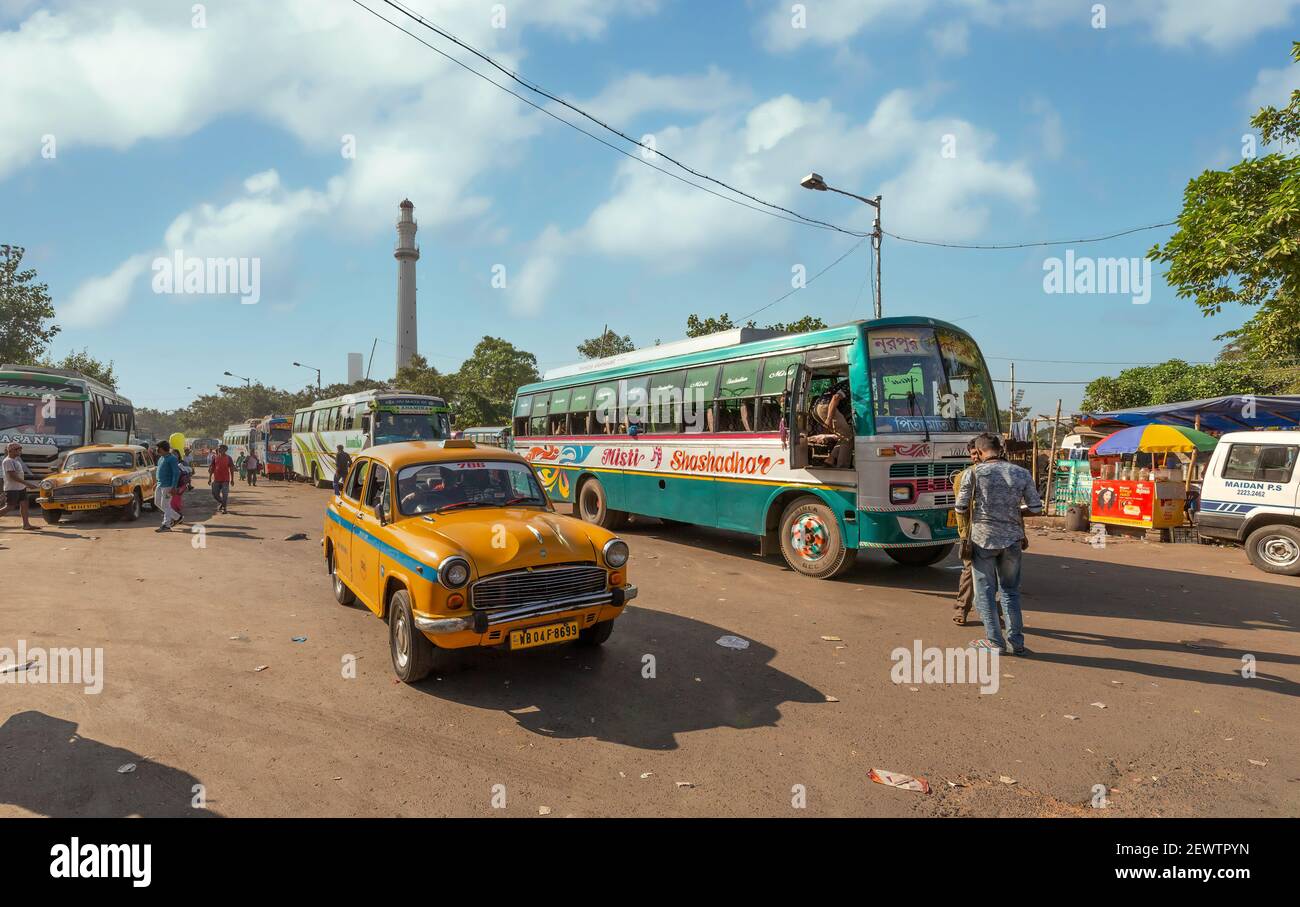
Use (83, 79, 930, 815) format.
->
(1092, 480, 1154, 527)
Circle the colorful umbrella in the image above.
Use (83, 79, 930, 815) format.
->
(1089, 424, 1218, 456)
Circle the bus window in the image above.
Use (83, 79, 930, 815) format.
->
(513, 395, 533, 438)
(529, 393, 551, 437)
(716, 360, 760, 432)
(592, 383, 618, 434)
(620, 377, 649, 433)
(548, 387, 571, 435)
(648, 371, 685, 433)
(682, 366, 718, 433)
(568, 385, 595, 435)
(757, 354, 801, 431)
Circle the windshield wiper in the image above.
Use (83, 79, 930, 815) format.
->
(436, 500, 494, 513)
(503, 496, 545, 506)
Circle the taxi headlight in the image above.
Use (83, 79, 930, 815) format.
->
(602, 538, 629, 569)
(439, 557, 470, 589)
(39, 480, 53, 491)
(111, 476, 130, 487)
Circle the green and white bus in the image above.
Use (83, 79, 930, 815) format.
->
(512, 318, 999, 578)
(0, 364, 136, 478)
(291, 390, 451, 488)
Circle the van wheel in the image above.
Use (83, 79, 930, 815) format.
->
(1245, 524, 1300, 576)
(42, 508, 61, 525)
(576, 478, 628, 530)
(329, 548, 356, 605)
(885, 543, 953, 567)
(577, 619, 615, 647)
(388, 589, 437, 683)
(122, 490, 142, 522)
(778, 496, 854, 579)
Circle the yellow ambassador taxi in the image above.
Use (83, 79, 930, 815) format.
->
(37, 444, 157, 524)
(323, 440, 637, 683)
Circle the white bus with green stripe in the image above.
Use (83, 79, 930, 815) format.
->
(512, 318, 999, 579)
(291, 391, 451, 488)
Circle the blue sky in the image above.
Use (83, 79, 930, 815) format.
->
(3, 0, 1299, 417)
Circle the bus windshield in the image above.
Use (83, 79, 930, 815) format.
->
(867, 326, 998, 433)
(269, 428, 291, 442)
(0, 395, 86, 441)
(374, 411, 450, 444)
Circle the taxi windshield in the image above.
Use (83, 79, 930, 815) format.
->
(64, 451, 134, 470)
(396, 460, 546, 515)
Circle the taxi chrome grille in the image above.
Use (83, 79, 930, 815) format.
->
(51, 484, 114, 500)
(471, 564, 607, 611)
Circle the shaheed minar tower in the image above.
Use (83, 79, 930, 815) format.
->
(394, 199, 420, 372)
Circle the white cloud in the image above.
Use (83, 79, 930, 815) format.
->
(59, 254, 152, 328)
(929, 20, 969, 56)
(574, 66, 749, 124)
(512, 87, 1036, 312)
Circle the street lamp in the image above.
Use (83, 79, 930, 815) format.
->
(800, 172, 882, 319)
(223, 370, 251, 387)
(292, 361, 322, 392)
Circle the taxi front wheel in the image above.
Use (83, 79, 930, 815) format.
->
(389, 589, 437, 683)
(577, 619, 614, 647)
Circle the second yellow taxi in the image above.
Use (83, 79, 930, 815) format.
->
(322, 440, 637, 682)
(37, 443, 157, 524)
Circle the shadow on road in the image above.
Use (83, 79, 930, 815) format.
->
(412, 607, 826, 750)
(0, 712, 219, 818)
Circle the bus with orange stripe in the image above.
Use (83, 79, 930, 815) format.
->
(512, 318, 999, 579)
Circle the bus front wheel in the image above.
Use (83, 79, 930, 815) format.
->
(778, 496, 855, 579)
(885, 543, 954, 567)
(576, 478, 628, 530)
(311, 465, 329, 490)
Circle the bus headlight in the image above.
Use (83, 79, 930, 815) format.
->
(602, 539, 629, 569)
(439, 556, 470, 589)
(889, 483, 914, 504)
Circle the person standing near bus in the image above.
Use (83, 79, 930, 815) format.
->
(333, 444, 352, 495)
(154, 440, 181, 532)
(245, 450, 260, 486)
(955, 433, 1041, 655)
(209, 444, 234, 514)
(950, 437, 979, 625)
(235, 450, 247, 484)
(813, 378, 853, 467)
(0, 442, 40, 530)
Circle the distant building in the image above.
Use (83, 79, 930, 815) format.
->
(347, 352, 363, 385)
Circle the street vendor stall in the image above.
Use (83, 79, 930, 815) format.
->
(1088, 424, 1218, 533)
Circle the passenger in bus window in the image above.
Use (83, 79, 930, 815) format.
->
(812, 376, 853, 467)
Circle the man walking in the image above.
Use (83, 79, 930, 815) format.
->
(244, 449, 260, 486)
(154, 440, 181, 532)
(209, 444, 234, 514)
(954, 433, 1041, 655)
(950, 437, 979, 625)
(333, 444, 352, 495)
(0, 442, 40, 530)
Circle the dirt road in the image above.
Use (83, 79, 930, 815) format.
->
(2, 477, 1296, 817)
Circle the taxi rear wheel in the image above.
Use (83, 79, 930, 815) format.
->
(577, 619, 614, 647)
(388, 589, 436, 683)
(330, 548, 356, 605)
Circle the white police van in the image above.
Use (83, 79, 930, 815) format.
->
(1197, 430, 1300, 576)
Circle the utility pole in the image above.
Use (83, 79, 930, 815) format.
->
(1009, 362, 1016, 438)
(800, 172, 882, 318)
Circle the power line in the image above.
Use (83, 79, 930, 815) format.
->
(885, 221, 1176, 250)
(738, 237, 868, 323)
(991, 378, 1091, 384)
(369, 0, 868, 238)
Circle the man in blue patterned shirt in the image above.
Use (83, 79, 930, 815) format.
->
(954, 433, 1042, 655)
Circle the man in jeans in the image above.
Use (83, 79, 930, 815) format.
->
(954, 433, 1041, 655)
(154, 440, 181, 532)
(209, 444, 234, 514)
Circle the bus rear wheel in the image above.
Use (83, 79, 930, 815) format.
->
(778, 496, 855, 579)
(576, 478, 628, 530)
(311, 465, 329, 490)
(885, 543, 954, 567)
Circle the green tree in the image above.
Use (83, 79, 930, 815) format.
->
(1150, 41, 1300, 363)
(453, 336, 539, 426)
(392, 354, 453, 399)
(577, 328, 635, 359)
(0, 244, 60, 363)
(1081, 358, 1287, 412)
(44, 348, 117, 389)
(685, 312, 828, 337)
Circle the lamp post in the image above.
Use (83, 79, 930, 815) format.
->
(800, 172, 882, 318)
(223, 371, 251, 387)
(293, 361, 322, 392)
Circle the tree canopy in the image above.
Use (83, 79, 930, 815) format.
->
(684, 313, 828, 337)
(0, 244, 60, 364)
(1080, 358, 1288, 412)
(577, 328, 635, 359)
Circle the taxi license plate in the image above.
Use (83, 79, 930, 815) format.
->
(946, 510, 957, 527)
(64, 502, 103, 511)
(509, 621, 580, 650)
